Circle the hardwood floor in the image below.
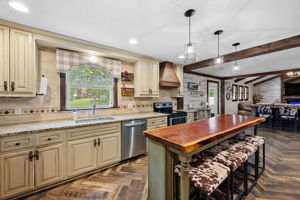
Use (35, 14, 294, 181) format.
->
(24, 129, 300, 200)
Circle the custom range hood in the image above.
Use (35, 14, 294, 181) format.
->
(159, 61, 180, 87)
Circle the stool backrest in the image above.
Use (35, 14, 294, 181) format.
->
(279, 106, 298, 117)
(257, 106, 272, 115)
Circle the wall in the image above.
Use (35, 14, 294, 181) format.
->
(224, 79, 254, 114)
(254, 77, 281, 103)
(0, 48, 176, 125)
(183, 73, 221, 114)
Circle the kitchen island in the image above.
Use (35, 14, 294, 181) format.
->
(144, 114, 265, 200)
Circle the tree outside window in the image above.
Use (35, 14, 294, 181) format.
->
(66, 65, 113, 109)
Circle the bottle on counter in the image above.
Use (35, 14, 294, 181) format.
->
(72, 110, 77, 121)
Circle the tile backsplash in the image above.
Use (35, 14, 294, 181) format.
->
(0, 49, 176, 125)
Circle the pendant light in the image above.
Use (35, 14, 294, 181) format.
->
(184, 9, 196, 63)
(232, 42, 240, 75)
(214, 30, 224, 66)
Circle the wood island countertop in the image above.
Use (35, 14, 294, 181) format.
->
(144, 114, 266, 153)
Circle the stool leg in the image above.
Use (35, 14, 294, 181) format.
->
(226, 176, 230, 200)
(263, 143, 265, 170)
(280, 117, 283, 131)
(244, 160, 248, 196)
(231, 172, 234, 200)
(255, 149, 259, 181)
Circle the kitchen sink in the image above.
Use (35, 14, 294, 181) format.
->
(75, 117, 116, 123)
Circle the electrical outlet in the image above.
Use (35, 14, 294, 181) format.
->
(15, 107, 22, 115)
(127, 104, 133, 109)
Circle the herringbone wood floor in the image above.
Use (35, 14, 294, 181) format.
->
(24, 129, 300, 200)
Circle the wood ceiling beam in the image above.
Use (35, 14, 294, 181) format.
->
(245, 76, 266, 84)
(283, 76, 300, 83)
(253, 75, 281, 86)
(234, 78, 245, 83)
(184, 34, 300, 72)
(223, 68, 300, 79)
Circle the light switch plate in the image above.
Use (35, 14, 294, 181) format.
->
(15, 107, 22, 115)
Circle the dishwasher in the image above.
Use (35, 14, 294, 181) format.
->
(121, 119, 147, 161)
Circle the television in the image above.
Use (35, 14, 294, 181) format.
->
(285, 83, 300, 96)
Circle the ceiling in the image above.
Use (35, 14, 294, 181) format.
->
(0, 0, 300, 76)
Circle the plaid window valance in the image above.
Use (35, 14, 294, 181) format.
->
(56, 49, 121, 78)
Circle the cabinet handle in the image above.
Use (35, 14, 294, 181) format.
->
(98, 138, 101, 146)
(47, 138, 52, 141)
(11, 82, 15, 92)
(94, 139, 97, 147)
(28, 151, 34, 161)
(35, 150, 39, 160)
(4, 81, 8, 91)
(15, 142, 20, 146)
(150, 89, 152, 94)
(148, 88, 151, 94)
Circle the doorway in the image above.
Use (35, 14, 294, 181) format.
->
(207, 80, 219, 116)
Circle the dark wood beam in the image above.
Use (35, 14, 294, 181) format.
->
(245, 76, 266, 84)
(253, 75, 281, 86)
(223, 68, 300, 79)
(234, 78, 245, 83)
(184, 34, 300, 72)
(184, 71, 221, 80)
(283, 76, 300, 83)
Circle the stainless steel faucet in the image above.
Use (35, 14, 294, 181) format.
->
(92, 97, 96, 118)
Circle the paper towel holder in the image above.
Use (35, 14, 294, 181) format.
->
(36, 75, 48, 96)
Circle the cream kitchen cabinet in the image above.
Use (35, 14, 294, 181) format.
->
(67, 137, 97, 177)
(171, 64, 184, 97)
(134, 60, 159, 97)
(0, 26, 36, 97)
(35, 144, 64, 187)
(97, 133, 120, 167)
(0, 150, 34, 198)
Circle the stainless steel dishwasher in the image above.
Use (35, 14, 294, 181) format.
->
(121, 119, 147, 160)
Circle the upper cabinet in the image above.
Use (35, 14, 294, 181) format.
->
(171, 64, 184, 97)
(0, 26, 36, 97)
(134, 60, 159, 97)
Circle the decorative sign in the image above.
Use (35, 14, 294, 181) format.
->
(244, 86, 249, 101)
(121, 88, 134, 96)
(187, 82, 199, 90)
(121, 71, 134, 81)
(239, 85, 244, 101)
(226, 85, 232, 100)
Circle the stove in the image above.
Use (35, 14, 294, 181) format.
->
(153, 102, 187, 126)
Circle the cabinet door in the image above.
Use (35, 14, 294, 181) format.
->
(67, 138, 97, 177)
(10, 28, 35, 97)
(97, 134, 120, 167)
(0, 25, 9, 95)
(0, 150, 34, 198)
(150, 62, 159, 96)
(138, 60, 150, 95)
(172, 65, 184, 97)
(35, 144, 64, 187)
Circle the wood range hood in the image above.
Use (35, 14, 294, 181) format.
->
(159, 61, 180, 87)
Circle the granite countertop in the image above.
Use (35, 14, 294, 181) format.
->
(0, 112, 168, 137)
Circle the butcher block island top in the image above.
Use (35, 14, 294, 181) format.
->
(144, 114, 266, 153)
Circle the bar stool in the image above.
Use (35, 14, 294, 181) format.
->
(175, 159, 231, 200)
(257, 105, 273, 128)
(279, 106, 298, 132)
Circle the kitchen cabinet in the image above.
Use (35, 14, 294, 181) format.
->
(35, 144, 64, 187)
(171, 64, 184, 97)
(97, 133, 120, 167)
(134, 60, 159, 97)
(0, 26, 36, 97)
(0, 150, 34, 198)
(67, 137, 97, 177)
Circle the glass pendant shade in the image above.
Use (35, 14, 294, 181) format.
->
(232, 63, 240, 75)
(287, 71, 300, 77)
(184, 42, 196, 63)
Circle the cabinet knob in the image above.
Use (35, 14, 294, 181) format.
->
(11, 82, 15, 92)
(4, 81, 8, 91)
(98, 138, 101, 146)
(94, 139, 97, 147)
(47, 138, 52, 141)
(28, 151, 34, 161)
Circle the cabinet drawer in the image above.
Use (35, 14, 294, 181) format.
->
(188, 112, 194, 119)
(147, 123, 167, 130)
(147, 117, 167, 126)
(0, 135, 34, 152)
(68, 123, 121, 140)
(36, 130, 63, 146)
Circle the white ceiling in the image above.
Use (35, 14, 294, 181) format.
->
(0, 0, 300, 75)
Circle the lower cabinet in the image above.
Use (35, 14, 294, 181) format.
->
(67, 138, 97, 177)
(97, 133, 120, 167)
(67, 133, 120, 177)
(35, 144, 64, 187)
(0, 150, 34, 198)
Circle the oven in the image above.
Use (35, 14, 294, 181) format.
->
(153, 102, 187, 126)
(169, 116, 187, 126)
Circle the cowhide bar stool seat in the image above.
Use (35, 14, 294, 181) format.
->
(175, 154, 231, 200)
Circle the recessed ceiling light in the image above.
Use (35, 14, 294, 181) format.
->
(9, 1, 29, 13)
(178, 55, 184, 59)
(129, 38, 138, 45)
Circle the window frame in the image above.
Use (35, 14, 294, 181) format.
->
(60, 66, 117, 111)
